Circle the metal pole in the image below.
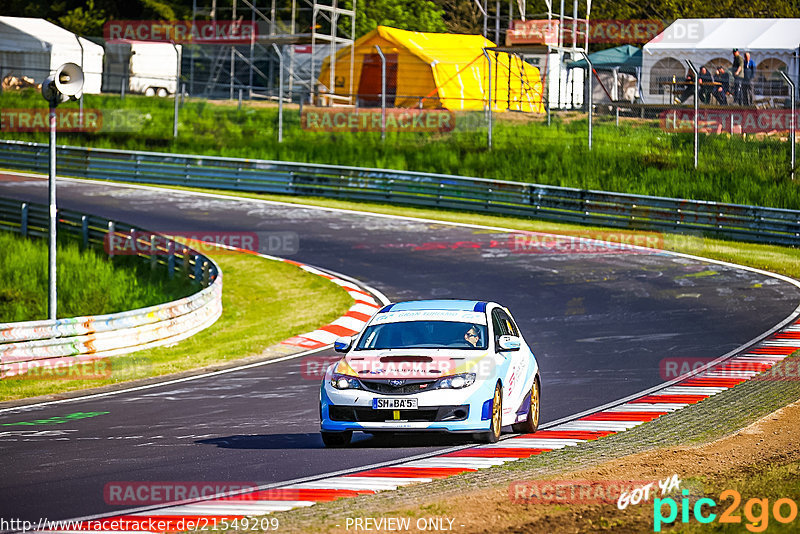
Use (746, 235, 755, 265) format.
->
(495, 0, 500, 45)
(545, 47, 551, 126)
(48, 98, 57, 320)
(483, 49, 493, 149)
(191, 0, 196, 95)
(173, 42, 181, 139)
(614, 67, 619, 127)
(230, 46, 235, 100)
(779, 71, 796, 180)
(76, 36, 84, 129)
(375, 45, 386, 141)
(686, 59, 698, 169)
(273, 44, 284, 143)
(582, 52, 593, 151)
(483, 0, 488, 37)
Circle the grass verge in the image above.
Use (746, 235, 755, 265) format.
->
(0, 246, 353, 402)
(0, 230, 195, 322)
(1, 89, 797, 209)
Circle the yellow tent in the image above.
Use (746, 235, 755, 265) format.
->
(318, 26, 543, 113)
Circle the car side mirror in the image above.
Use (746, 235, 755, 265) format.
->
(498, 335, 521, 351)
(334, 336, 353, 353)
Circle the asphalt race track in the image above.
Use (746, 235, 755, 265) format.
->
(2, 173, 799, 523)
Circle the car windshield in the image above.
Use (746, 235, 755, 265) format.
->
(355, 321, 488, 350)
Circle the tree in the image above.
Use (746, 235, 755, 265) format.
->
(588, 0, 800, 19)
(57, 0, 107, 36)
(355, 0, 448, 37)
(434, 0, 483, 35)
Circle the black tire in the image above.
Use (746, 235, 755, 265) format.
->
(476, 383, 503, 443)
(512, 376, 540, 434)
(321, 430, 352, 447)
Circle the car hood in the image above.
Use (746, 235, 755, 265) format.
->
(341, 348, 495, 380)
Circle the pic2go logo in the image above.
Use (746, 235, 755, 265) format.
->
(654, 489, 799, 532)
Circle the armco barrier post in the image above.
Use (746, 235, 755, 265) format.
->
(167, 241, 175, 279)
(107, 221, 115, 258)
(150, 235, 158, 270)
(20, 203, 28, 237)
(193, 255, 202, 283)
(81, 215, 89, 249)
(779, 71, 796, 180)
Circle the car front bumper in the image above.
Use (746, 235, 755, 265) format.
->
(319, 381, 496, 433)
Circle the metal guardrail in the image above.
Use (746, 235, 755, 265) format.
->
(0, 197, 223, 378)
(0, 139, 799, 246)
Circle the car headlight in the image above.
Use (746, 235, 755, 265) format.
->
(436, 373, 476, 389)
(331, 373, 362, 390)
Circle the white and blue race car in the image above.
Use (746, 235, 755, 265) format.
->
(319, 299, 540, 447)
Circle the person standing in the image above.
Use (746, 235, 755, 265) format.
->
(743, 51, 756, 105)
(732, 48, 744, 105)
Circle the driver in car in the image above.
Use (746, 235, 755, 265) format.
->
(464, 326, 481, 347)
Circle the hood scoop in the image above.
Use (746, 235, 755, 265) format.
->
(378, 355, 433, 363)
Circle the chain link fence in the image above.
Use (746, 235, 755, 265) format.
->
(1, 48, 798, 210)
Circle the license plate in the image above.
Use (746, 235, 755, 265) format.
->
(373, 398, 418, 409)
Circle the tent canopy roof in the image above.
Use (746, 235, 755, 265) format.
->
(0, 16, 103, 55)
(320, 25, 542, 113)
(644, 18, 800, 52)
(568, 44, 642, 73)
(326, 25, 496, 67)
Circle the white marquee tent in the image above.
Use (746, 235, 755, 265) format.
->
(0, 16, 104, 94)
(642, 18, 800, 103)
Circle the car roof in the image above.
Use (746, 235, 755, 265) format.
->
(378, 299, 490, 313)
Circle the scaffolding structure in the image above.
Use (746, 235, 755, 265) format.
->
(188, 0, 355, 101)
(480, 0, 590, 109)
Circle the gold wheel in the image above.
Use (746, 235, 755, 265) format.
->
(491, 384, 502, 440)
(530, 378, 540, 430)
(513, 376, 540, 434)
